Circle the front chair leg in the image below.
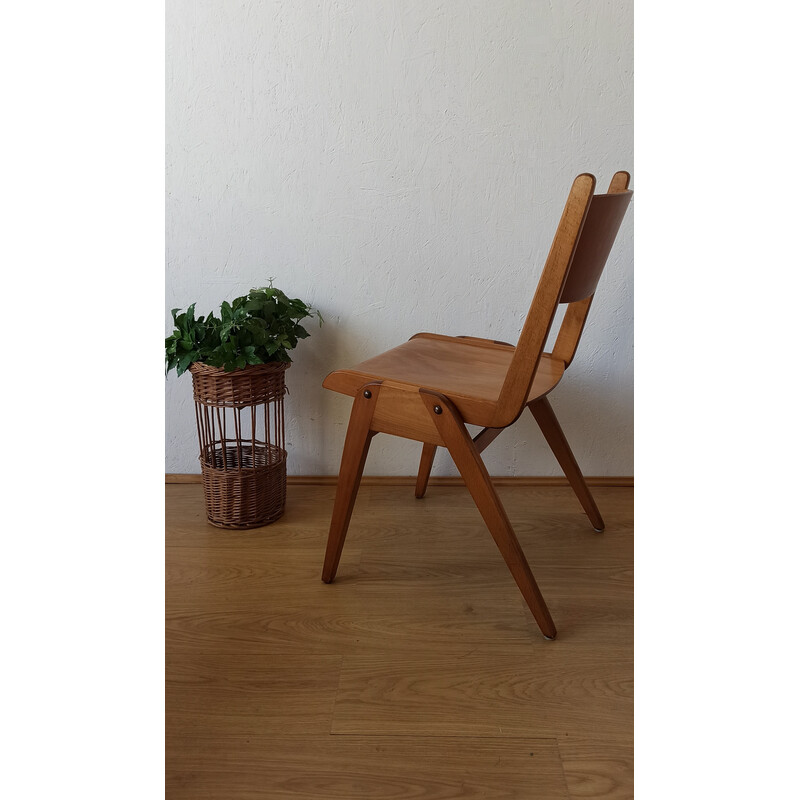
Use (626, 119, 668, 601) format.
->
(420, 390, 557, 640)
(528, 396, 605, 532)
(415, 443, 437, 498)
(322, 383, 381, 583)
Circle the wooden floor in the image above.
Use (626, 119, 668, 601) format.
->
(166, 481, 633, 799)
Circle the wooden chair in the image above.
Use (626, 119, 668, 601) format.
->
(321, 172, 632, 639)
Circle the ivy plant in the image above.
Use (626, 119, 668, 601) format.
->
(165, 284, 322, 376)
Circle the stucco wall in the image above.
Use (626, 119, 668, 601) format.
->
(166, 0, 633, 477)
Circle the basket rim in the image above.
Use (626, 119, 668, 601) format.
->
(189, 360, 290, 376)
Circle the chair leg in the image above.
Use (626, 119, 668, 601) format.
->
(472, 426, 504, 455)
(528, 396, 605, 532)
(322, 384, 381, 583)
(416, 428, 503, 498)
(415, 444, 437, 498)
(420, 390, 557, 639)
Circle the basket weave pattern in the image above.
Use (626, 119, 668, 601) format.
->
(190, 361, 288, 529)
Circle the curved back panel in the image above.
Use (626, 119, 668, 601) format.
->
(559, 189, 633, 303)
(492, 172, 632, 428)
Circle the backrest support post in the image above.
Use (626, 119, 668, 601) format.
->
(492, 173, 596, 427)
(491, 171, 632, 428)
(551, 295, 593, 368)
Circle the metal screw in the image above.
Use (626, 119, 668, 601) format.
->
(433, 405, 442, 415)
(363, 390, 372, 399)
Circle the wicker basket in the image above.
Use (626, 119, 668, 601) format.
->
(190, 361, 289, 529)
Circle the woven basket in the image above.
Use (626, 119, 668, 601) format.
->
(190, 361, 289, 529)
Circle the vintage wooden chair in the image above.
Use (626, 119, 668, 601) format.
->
(321, 171, 632, 639)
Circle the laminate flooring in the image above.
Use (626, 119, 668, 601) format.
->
(166, 482, 633, 798)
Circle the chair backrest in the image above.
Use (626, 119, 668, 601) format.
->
(492, 172, 632, 428)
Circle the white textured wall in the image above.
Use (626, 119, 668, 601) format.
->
(166, 0, 633, 477)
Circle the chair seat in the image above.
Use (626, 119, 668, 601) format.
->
(323, 332, 565, 428)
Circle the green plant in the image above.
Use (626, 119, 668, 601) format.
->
(165, 283, 322, 376)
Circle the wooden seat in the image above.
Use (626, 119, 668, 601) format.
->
(321, 172, 633, 639)
(323, 334, 565, 428)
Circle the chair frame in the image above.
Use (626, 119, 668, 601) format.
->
(321, 172, 632, 639)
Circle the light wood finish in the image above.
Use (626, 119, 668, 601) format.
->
(529, 396, 605, 531)
(166, 482, 633, 798)
(167, 653, 342, 734)
(323, 336, 566, 429)
(553, 172, 630, 367)
(168, 735, 569, 799)
(557, 739, 634, 800)
(167, 473, 634, 487)
(322, 383, 380, 583)
(368, 380, 446, 445)
(496, 174, 598, 427)
(332, 647, 632, 738)
(551, 295, 593, 368)
(321, 172, 632, 637)
(608, 170, 631, 193)
(414, 442, 437, 498)
(472, 425, 506, 454)
(420, 389, 557, 638)
(414, 425, 506, 498)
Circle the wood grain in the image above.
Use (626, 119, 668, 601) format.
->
(322, 338, 566, 429)
(166, 482, 633, 798)
(414, 442, 438, 497)
(497, 173, 596, 426)
(322, 383, 380, 583)
(166, 735, 569, 799)
(420, 388, 557, 638)
(167, 654, 342, 734)
(529, 396, 605, 531)
(557, 738, 634, 800)
(331, 648, 632, 740)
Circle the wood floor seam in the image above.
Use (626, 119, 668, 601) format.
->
(166, 483, 632, 798)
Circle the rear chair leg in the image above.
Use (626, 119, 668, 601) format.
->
(322, 384, 381, 583)
(420, 390, 557, 640)
(416, 428, 503, 498)
(529, 396, 605, 532)
(415, 444, 437, 498)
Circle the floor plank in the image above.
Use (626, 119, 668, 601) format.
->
(331, 648, 632, 740)
(166, 482, 633, 798)
(167, 654, 342, 735)
(558, 739, 634, 799)
(166, 735, 569, 799)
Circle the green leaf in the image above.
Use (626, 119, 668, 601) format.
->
(176, 351, 195, 376)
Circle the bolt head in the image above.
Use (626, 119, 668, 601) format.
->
(363, 389, 372, 399)
(433, 405, 442, 415)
